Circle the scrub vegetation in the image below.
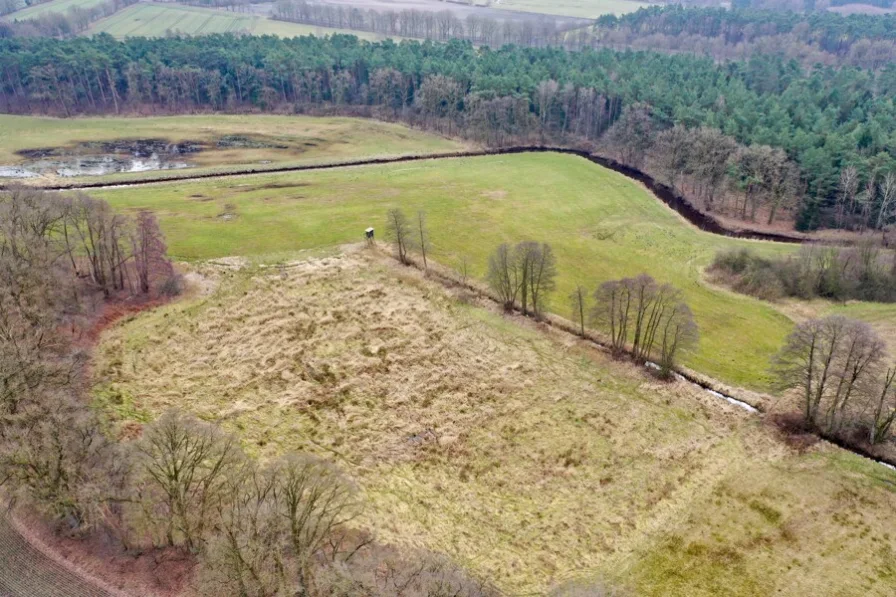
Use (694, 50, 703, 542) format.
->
(91, 248, 896, 595)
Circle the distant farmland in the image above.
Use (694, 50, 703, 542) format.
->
(3, 0, 106, 20)
(494, 0, 650, 18)
(87, 3, 388, 39)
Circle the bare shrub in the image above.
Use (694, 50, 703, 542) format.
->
(314, 544, 498, 597)
(710, 244, 896, 303)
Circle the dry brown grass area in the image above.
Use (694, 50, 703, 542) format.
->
(93, 249, 896, 595)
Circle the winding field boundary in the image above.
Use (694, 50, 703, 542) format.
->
(11, 146, 808, 244)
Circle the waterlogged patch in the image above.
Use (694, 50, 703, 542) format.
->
(9, 139, 200, 178)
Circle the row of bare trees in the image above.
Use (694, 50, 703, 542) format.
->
(575, 275, 698, 377)
(383, 210, 698, 377)
(607, 108, 804, 226)
(487, 242, 557, 317)
(834, 167, 896, 232)
(774, 315, 896, 446)
(0, 186, 177, 526)
(272, 0, 580, 49)
(385, 208, 431, 270)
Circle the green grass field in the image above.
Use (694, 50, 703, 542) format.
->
(0, 114, 467, 184)
(2, 0, 106, 20)
(495, 0, 650, 18)
(92, 250, 896, 595)
(87, 3, 387, 39)
(92, 152, 799, 391)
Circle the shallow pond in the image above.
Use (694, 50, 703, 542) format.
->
(3, 139, 201, 178)
(1, 136, 297, 179)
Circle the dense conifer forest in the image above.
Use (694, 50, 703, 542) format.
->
(2, 33, 894, 230)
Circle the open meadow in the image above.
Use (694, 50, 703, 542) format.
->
(0, 114, 466, 184)
(92, 152, 798, 391)
(87, 3, 388, 39)
(91, 248, 896, 595)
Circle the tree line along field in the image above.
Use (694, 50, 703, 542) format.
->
(91, 248, 896, 595)
(86, 2, 389, 39)
(92, 151, 804, 391)
(0, 114, 467, 184)
(493, 0, 650, 18)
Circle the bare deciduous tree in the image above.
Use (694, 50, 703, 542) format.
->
(201, 462, 287, 597)
(836, 165, 859, 229)
(877, 173, 896, 231)
(487, 243, 520, 311)
(657, 303, 698, 378)
(415, 210, 430, 271)
(870, 367, 896, 445)
(135, 410, 246, 552)
(132, 209, 172, 295)
(270, 453, 359, 592)
(386, 208, 412, 266)
(592, 279, 632, 357)
(569, 285, 588, 337)
(0, 396, 122, 529)
(525, 242, 556, 317)
(651, 124, 691, 190)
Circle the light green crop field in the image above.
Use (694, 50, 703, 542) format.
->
(92, 250, 896, 595)
(2, 0, 106, 20)
(86, 2, 387, 39)
(92, 152, 800, 391)
(0, 114, 467, 184)
(495, 0, 651, 18)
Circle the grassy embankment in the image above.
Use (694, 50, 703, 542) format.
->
(93, 152, 798, 390)
(92, 249, 896, 595)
